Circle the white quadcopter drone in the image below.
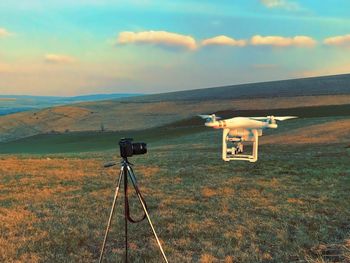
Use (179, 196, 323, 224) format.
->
(199, 114, 297, 162)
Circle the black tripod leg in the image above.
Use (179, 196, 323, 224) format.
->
(123, 165, 128, 263)
(126, 166, 169, 263)
(99, 166, 124, 263)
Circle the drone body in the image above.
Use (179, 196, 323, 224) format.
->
(199, 114, 297, 162)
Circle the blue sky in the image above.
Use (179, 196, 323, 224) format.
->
(0, 0, 350, 96)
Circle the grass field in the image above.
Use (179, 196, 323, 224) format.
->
(0, 125, 349, 262)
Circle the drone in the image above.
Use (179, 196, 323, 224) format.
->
(199, 114, 297, 162)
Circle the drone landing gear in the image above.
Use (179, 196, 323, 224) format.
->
(222, 129, 259, 162)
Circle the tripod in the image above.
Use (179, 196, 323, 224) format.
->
(98, 158, 168, 263)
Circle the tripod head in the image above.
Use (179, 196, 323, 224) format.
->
(103, 158, 132, 169)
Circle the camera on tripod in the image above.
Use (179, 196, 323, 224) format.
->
(100, 138, 168, 263)
(119, 138, 147, 158)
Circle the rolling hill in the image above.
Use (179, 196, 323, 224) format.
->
(120, 73, 350, 102)
(0, 104, 349, 154)
(0, 93, 140, 116)
(0, 73, 349, 144)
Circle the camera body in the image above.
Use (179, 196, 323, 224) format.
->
(119, 138, 147, 158)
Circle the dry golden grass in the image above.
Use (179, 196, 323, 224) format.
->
(49, 106, 91, 118)
(0, 156, 171, 262)
(224, 255, 234, 263)
(256, 178, 281, 189)
(0, 207, 44, 263)
(201, 187, 217, 198)
(287, 198, 305, 205)
(200, 253, 217, 263)
(309, 240, 350, 262)
(138, 165, 161, 178)
(0, 139, 349, 262)
(0, 157, 106, 262)
(202, 187, 234, 198)
(0, 157, 101, 179)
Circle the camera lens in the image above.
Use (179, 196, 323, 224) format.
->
(132, 142, 147, 155)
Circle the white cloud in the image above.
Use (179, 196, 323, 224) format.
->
(45, 54, 76, 64)
(251, 35, 316, 47)
(0, 28, 11, 37)
(117, 30, 197, 50)
(115, 31, 318, 50)
(201, 35, 246, 47)
(324, 34, 350, 47)
(260, 0, 300, 10)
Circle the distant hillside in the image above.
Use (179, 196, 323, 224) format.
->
(0, 93, 141, 116)
(0, 74, 350, 142)
(1, 105, 349, 154)
(123, 73, 350, 102)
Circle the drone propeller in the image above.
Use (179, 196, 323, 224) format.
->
(273, 116, 298, 121)
(198, 114, 221, 122)
(198, 114, 211, 119)
(250, 116, 297, 121)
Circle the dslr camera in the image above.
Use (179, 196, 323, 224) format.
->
(119, 138, 147, 158)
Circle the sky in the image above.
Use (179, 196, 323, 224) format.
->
(0, 0, 350, 96)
